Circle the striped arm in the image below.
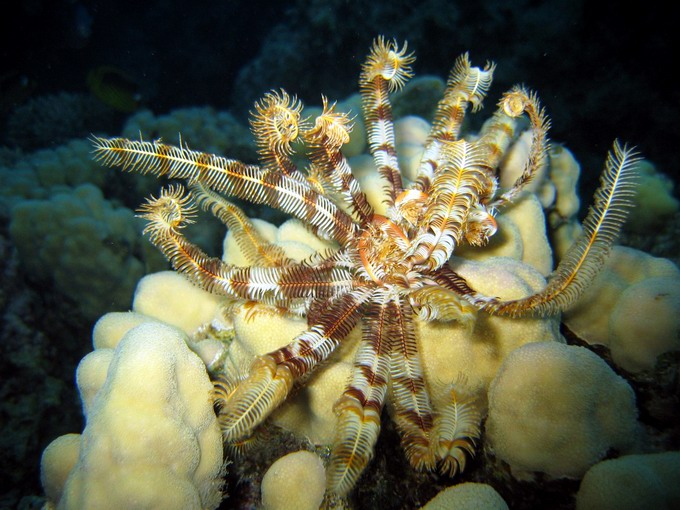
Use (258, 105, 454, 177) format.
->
(216, 354, 295, 442)
(217, 287, 372, 441)
(91, 135, 359, 245)
(408, 140, 492, 270)
(304, 96, 374, 224)
(413, 54, 495, 192)
(191, 182, 292, 267)
(270, 287, 372, 378)
(250, 90, 308, 183)
(327, 293, 393, 495)
(430, 385, 481, 476)
(137, 186, 354, 303)
(490, 86, 551, 208)
(388, 297, 436, 471)
(476, 110, 521, 172)
(360, 37, 415, 204)
(431, 264, 498, 310)
(484, 141, 639, 316)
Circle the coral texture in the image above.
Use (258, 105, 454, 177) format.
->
(486, 342, 639, 478)
(41, 321, 224, 509)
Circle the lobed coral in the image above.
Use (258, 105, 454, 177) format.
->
(41, 321, 225, 510)
(485, 341, 639, 479)
(9, 184, 154, 320)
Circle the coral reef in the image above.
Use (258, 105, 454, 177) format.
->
(5, 92, 118, 151)
(575, 452, 680, 510)
(422, 483, 508, 510)
(623, 159, 678, 233)
(485, 342, 639, 479)
(9, 184, 154, 320)
(0, 139, 108, 211)
(260, 451, 326, 510)
(66, 35, 678, 510)
(41, 321, 225, 509)
(563, 246, 680, 373)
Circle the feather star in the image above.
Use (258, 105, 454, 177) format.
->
(91, 36, 639, 497)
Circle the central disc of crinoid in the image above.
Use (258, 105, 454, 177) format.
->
(358, 215, 413, 287)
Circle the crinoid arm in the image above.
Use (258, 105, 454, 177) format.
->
(327, 292, 393, 495)
(190, 182, 292, 268)
(388, 297, 437, 471)
(91, 135, 359, 244)
(483, 140, 639, 316)
(215, 287, 372, 442)
(303, 96, 374, 224)
(414, 54, 495, 192)
(250, 89, 306, 181)
(135, 184, 354, 305)
(488, 86, 551, 208)
(407, 139, 495, 271)
(360, 37, 415, 204)
(430, 384, 481, 477)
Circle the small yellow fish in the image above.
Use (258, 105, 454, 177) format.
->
(87, 66, 141, 113)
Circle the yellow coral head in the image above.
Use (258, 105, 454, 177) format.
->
(137, 184, 196, 237)
(361, 36, 415, 92)
(251, 89, 304, 155)
(305, 95, 353, 148)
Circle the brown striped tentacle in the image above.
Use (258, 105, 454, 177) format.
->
(484, 141, 639, 317)
(431, 264, 498, 310)
(490, 86, 551, 208)
(413, 54, 495, 192)
(304, 96, 374, 224)
(430, 384, 481, 476)
(431, 54, 496, 139)
(136, 185, 353, 304)
(91, 135, 359, 244)
(190, 182, 292, 267)
(215, 354, 295, 441)
(388, 296, 436, 471)
(217, 287, 373, 441)
(407, 140, 493, 270)
(250, 89, 308, 183)
(360, 37, 415, 204)
(327, 292, 393, 495)
(270, 287, 373, 378)
(476, 109, 521, 173)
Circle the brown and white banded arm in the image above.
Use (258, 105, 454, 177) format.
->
(489, 86, 551, 208)
(413, 54, 495, 193)
(136, 186, 354, 305)
(327, 291, 393, 495)
(407, 140, 493, 270)
(216, 287, 373, 441)
(360, 37, 415, 204)
(91, 135, 360, 245)
(484, 141, 639, 316)
(304, 96, 374, 224)
(388, 297, 436, 471)
(190, 182, 292, 267)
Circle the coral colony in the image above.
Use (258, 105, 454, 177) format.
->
(90, 36, 638, 498)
